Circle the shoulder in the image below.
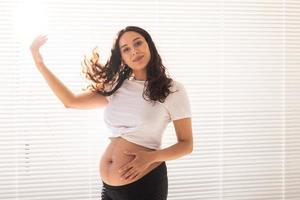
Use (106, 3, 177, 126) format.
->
(169, 79, 187, 94)
(162, 79, 192, 120)
(162, 79, 189, 104)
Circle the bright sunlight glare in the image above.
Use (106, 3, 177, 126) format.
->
(13, 0, 49, 46)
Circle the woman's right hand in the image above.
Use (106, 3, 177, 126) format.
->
(30, 35, 48, 52)
(30, 35, 48, 64)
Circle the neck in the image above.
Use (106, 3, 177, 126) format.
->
(132, 70, 147, 81)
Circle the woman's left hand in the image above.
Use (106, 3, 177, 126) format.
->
(118, 150, 155, 180)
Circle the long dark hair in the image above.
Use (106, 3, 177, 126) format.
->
(81, 26, 174, 103)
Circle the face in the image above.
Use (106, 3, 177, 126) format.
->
(119, 31, 151, 71)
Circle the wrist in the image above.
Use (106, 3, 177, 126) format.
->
(148, 150, 159, 163)
(30, 50, 44, 64)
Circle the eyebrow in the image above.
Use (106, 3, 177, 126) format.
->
(120, 37, 141, 49)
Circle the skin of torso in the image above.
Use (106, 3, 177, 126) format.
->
(99, 136, 163, 186)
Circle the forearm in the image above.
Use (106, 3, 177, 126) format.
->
(31, 50, 75, 107)
(150, 141, 193, 163)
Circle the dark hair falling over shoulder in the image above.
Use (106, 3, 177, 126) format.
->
(80, 26, 175, 104)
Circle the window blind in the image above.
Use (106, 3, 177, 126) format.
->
(0, 0, 300, 199)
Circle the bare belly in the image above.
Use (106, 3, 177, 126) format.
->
(99, 136, 163, 186)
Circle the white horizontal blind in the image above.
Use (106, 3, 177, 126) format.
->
(157, 0, 299, 199)
(284, 1, 300, 199)
(0, 0, 300, 200)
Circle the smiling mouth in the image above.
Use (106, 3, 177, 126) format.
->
(133, 55, 144, 62)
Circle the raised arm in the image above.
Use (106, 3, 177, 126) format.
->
(30, 35, 108, 109)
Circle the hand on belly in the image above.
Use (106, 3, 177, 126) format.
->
(118, 149, 154, 181)
(99, 137, 160, 186)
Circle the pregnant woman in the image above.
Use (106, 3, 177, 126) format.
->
(30, 26, 193, 200)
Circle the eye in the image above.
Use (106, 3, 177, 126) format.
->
(123, 47, 130, 53)
(134, 40, 143, 47)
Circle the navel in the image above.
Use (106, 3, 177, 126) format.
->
(107, 159, 113, 165)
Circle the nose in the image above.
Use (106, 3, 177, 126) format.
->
(132, 48, 138, 56)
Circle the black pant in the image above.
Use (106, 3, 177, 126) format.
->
(101, 161, 168, 200)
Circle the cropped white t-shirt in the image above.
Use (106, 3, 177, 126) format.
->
(103, 78, 191, 150)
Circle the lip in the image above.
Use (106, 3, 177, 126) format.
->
(133, 55, 144, 62)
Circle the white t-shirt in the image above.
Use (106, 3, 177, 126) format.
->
(103, 78, 191, 150)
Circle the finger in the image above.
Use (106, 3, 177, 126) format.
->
(36, 35, 44, 40)
(36, 35, 46, 41)
(121, 168, 132, 176)
(124, 170, 136, 180)
(120, 169, 127, 177)
(122, 167, 136, 179)
(130, 172, 140, 180)
(119, 162, 134, 173)
(119, 166, 127, 173)
(124, 151, 137, 157)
